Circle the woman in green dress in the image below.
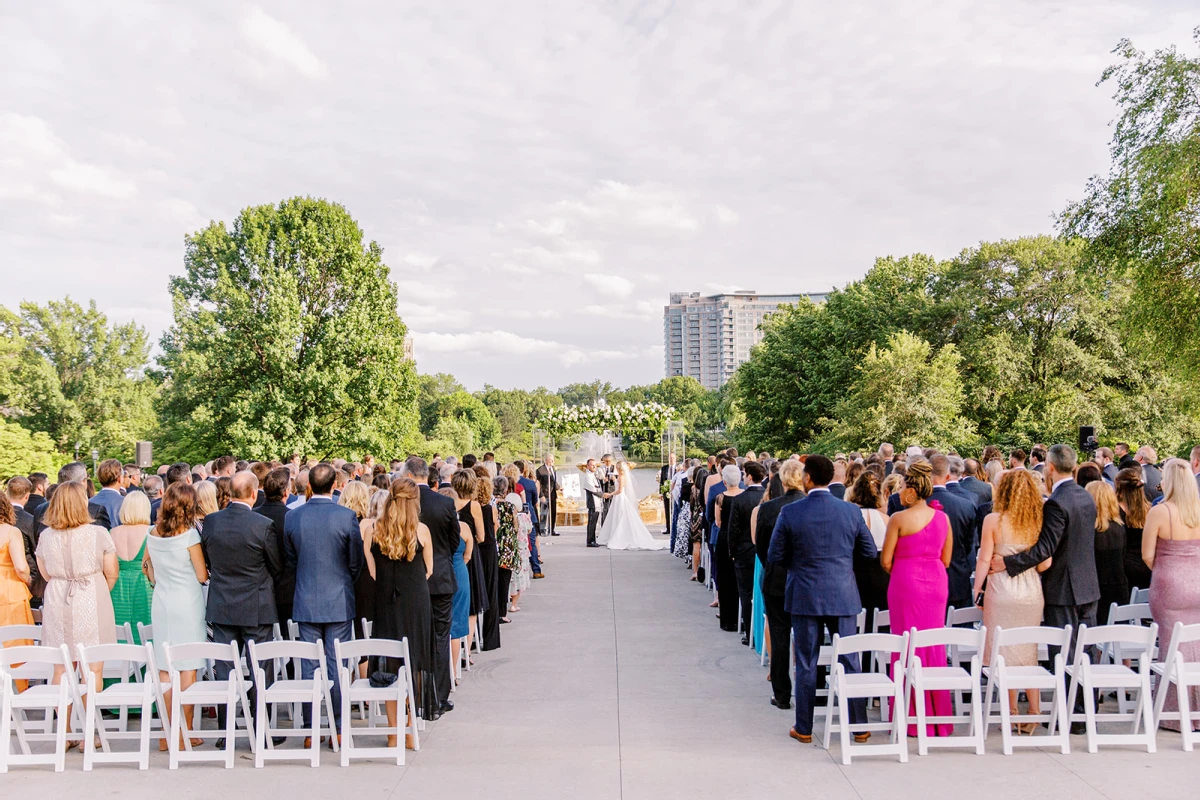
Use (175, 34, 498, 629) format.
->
(109, 490, 154, 644)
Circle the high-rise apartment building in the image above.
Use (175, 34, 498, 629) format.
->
(663, 290, 828, 389)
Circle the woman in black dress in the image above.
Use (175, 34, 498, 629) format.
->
(473, 465, 501, 651)
(452, 469, 489, 659)
(1087, 479, 1128, 623)
(372, 478, 437, 737)
(1116, 467, 1153, 594)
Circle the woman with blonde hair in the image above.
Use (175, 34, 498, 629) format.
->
(372, 478, 435, 737)
(340, 480, 375, 672)
(34, 481, 119, 749)
(193, 480, 219, 527)
(985, 459, 1005, 489)
(1087, 480, 1128, 623)
(109, 491, 154, 644)
(1143, 458, 1200, 731)
(972, 469, 1051, 732)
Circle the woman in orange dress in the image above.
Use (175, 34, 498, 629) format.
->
(0, 493, 35, 644)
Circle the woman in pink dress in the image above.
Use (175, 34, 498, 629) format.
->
(881, 460, 954, 736)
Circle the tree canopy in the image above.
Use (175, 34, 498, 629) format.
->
(155, 197, 419, 462)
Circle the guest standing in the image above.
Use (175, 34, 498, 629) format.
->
(473, 465, 501, 651)
(339, 481, 376, 649)
(108, 492, 154, 644)
(848, 470, 890, 635)
(405, 456, 459, 716)
(1143, 458, 1200, 731)
(145, 482, 208, 750)
(284, 463, 364, 741)
(1116, 467, 1153, 593)
(493, 476, 517, 623)
(452, 469, 488, 656)
(0, 495, 34, 645)
(1087, 480, 1128, 623)
(445, 484, 473, 677)
(753, 459, 804, 710)
(713, 465, 744, 633)
(768, 455, 876, 744)
(728, 461, 766, 645)
(991, 444, 1099, 731)
(972, 469, 1049, 731)
(371, 478, 436, 742)
(201, 471, 282, 731)
(882, 461, 953, 736)
(35, 481, 119, 745)
(254, 467, 295, 625)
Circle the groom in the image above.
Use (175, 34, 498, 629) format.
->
(598, 454, 617, 524)
(582, 459, 606, 548)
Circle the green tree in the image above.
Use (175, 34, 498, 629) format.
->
(156, 197, 419, 462)
(557, 380, 614, 407)
(1061, 29, 1200, 373)
(0, 298, 156, 460)
(816, 331, 977, 452)
(416, 373, 466, 432)
(0, 418, 59, 479)
(424, 390, 501, 452)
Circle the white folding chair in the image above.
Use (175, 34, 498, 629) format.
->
(136, 623, 153, 649)
(247, 638, 337, 768)
(164, 641, 255, 769)
(1065, 623, 1157, 753)
(907, 626, 987, 755)
(1129, 587, 1150, 604)
(334, 638, 419, 766)
(1101, 603, 1155, 712)
(0, 644, 74, 772)
(812, 609, 867, 704)
(821, 632, 909, 765)
(1152, 621, 1200, 750)
(77, 642, 169, 770)
(982, 625, 1072, 755)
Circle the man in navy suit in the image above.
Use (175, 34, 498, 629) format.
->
(284, 462, 363, 742)
(88, 459, 126, 529)
(929, 455, 979, 612)
(768, 454, 877, 744)
(959, 458, 993, 506)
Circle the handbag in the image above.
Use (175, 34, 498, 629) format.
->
(141, 529, 156, 586)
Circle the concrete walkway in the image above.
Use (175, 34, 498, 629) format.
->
(7, 526, 1200, 797)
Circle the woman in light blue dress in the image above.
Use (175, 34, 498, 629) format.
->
(145, 482, 208, 750)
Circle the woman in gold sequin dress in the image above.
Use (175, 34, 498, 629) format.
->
(973, 469, 1051, 733)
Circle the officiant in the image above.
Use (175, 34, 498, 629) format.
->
(536, 455, 559, 536)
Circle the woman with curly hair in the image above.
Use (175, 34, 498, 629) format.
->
(972, 468, 1051, 732)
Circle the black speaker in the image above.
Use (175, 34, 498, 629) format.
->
(135, 441, 153, 468)
(1079, 426, 1096, 452)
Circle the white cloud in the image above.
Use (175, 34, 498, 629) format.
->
(715, 205, 739, 225)
(239, 7, 328, 79)
(583, 273, 634, 298)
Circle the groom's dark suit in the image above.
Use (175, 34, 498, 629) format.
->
(599, 465, 617, 523)
(582, 468, 604, 546)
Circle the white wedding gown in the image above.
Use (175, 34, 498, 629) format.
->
(598, 466, 667, 551)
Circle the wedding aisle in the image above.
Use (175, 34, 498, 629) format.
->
(8, 526, 1200, 799)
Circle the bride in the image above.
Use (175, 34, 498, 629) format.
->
(598, 461, 667, 551)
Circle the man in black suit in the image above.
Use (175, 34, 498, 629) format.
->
(929, 455, 978, 611)
(1029, 446, 1047, 474)
(201, 471, 283, 731)
(255, 467, 295, 626)
(598, 454, 617, 523)
(26, 473, 48, 518)
(945, 456, 975, 504)
(727, 461, 767, 645)
(959, 458, 993, 506)
(407, 456, 460, 716)
(6, 477, 41, 606)
(827, 458, 847, 500)
(756, 459, 804, 709)
(992, 443, 1099, 729)
(581, 459, 605, 547)
(535, 455, 559, 536)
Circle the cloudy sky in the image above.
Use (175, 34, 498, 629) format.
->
(1, 2, 1195, 390)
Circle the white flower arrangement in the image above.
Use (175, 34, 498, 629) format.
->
(536, 401, 676, 439)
